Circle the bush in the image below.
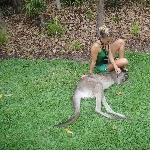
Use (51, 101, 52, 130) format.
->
(61, 0, 84, 6)
(70, 40, 83, 51)
(131, 0, 150, 6)
(85, 9, 94, 20)
(25, 0, 46, 18)
(46, 18, 65, 37)
(105, 0, 122, 9)
(0, 0, 22, 12)
(0, 27, 8, 45)
(105, 0, 150, 10)
(130, 21, 140, 37)
(111, 14, 120, 23)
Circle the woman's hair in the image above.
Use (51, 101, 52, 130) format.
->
(99, 25, 112, 38)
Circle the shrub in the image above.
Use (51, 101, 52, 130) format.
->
(130, 21, 140, 37)
(0, 27, 8, 45)
(46, 17, 65, 37)
(0, 0, 22, 12)
(111, 14, 120, 23)
(61, 0, 84, 6)
(105, 0, 122, 9)
(85, 9, 94, 20)
(70, 40, 83, 51)
(25, 0, 46, 18)
(105, 0, 150, 10)
(131, 0, 150, 6)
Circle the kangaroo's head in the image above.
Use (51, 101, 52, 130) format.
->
(111, 70, 129, 84)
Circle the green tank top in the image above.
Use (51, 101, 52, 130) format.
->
(96, 48, 108, 65)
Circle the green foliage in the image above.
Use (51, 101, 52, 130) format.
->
(0, 52, 150, 149)
(61, 0, 84, 6)
(105, 0, 122, 9)
(131, 0, 150, 6)
(0, 27, 8, 45)
(105, 0, 150, 9)
(143, 0, 150, 6)
(46, 18, 65, 37)
(25, 0, 46, 18)
(70, 40, 83, 51)
(85, 9, 94, 20)
(130, 21, 140, 37)
(111, 14, 120, 23)
(0, 0, 22, 12)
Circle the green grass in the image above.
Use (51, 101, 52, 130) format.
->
(0, 52, 150, 150)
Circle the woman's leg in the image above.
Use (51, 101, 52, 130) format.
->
(110, 39, 126, 58)
(108, 39, 128, 71)
(108, 58, 128, 71)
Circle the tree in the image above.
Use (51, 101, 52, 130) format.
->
(0, 0, 22, 12)
(0, 9, 3, 27)
(96, 0, 105, 37)
(56, 0, 61, 10)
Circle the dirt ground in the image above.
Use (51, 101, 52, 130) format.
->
(0, 1, 149, 60)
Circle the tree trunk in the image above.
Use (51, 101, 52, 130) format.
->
(96, 0, 105, 37)
(0, 8, 4, 27)
(56, 0, 61, 10)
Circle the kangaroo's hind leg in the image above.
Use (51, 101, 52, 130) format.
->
(72, 92, 82, 114)
(102, 96, 126, 119)
(94, 85, 115, 119)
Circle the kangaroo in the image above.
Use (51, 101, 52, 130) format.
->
(55, 70, 128, 128)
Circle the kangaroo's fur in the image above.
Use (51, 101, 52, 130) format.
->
(55, 70, 128, 128)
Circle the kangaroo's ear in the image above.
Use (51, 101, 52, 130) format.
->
(124, 72, 129, 80)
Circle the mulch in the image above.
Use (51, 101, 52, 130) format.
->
(0, 1, 149, 60)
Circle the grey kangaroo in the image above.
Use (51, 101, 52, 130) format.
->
(55, 70, 128, 128)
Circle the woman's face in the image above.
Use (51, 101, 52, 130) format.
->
(101, 37, 112, 44)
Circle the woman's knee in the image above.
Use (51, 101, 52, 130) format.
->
(117, 39, 125, 52)
(120, 58, 128, 65)
(112, 39, 125, 54)
(116, 39, 126, 58)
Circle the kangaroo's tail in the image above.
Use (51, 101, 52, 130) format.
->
(54, 112, 80, 128)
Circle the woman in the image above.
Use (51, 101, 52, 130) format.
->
(90, 25, 128, 75)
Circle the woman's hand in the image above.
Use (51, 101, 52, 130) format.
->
(114, 66, 121, 74)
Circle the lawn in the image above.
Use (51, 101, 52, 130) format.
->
(0, 52, 150, 150)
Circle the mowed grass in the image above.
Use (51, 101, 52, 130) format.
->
(0, 52, 150, 150)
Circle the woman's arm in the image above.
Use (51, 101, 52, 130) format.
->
(89, 43, 100, 74)
(108, 47, 121, 74)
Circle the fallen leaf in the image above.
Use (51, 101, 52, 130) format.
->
(116, 91, 123, 96)
(64, 128, 73, 134)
